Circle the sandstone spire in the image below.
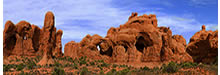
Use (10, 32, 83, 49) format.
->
(202, 25, 206, 31)
(38, 11, 56, 65)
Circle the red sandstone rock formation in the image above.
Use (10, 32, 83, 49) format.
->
(3, 11, 63, 65)
(38, 11, 56, 65)
(64, 12, 193, 64)
(3, 21, 17, 57)
(54, 29, 63, 57)
(186, 25, 218, 64)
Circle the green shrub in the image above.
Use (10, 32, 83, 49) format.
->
(99, 70, 105, 75)
(97, 60, 104, 63)
(112, 64, 118, 68)
(20, 70, 40, 75)
(73, 63, 78, 69)
(80, 67, 90, 75)
(64, 63, 72, 67)
(101, 62, 110, 67)
(79, 56, 87, 65)
(4, 64, 15, 72)
(106, 71, 113, 75)
(111, 68, 117, 72)
(54, 61, 62, 67)
(74, 58, 78, 63)
(26, 58, 37, 69)
(30, 70, 40, 75)
(19, 71, 26, 75)
(119, 64, 128, 68)
(67, 57, 74, 62)
(106, 69, 117, 75)
(90, 61, 95, 65)
(52, 67, 65, 75)
(141, 66, 150, 71)
(97, 65, 103, 70)
(15, 57, 20, 62)
(35, 56, 41, 62)
(16, 63, 25, 71)
(117, 68, 130, 75)
(180, 62, 197, 68)
(151, 67, 160, 72)
(22, 59, 25, 63)
(162, 61, 178, 73)
(79, 60, 87, 65)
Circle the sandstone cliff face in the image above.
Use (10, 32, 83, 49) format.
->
(64, 12, 193, 63)
(186, 25, 218, 64)
(3, 11, 63, 65)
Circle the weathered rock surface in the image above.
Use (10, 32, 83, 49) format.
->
(54, 29, 63, 57)
(38, 11, 56, 65)
(186, 25, 218, 64)
(3, 11, 63, 65)
(64, 12, 193, 64)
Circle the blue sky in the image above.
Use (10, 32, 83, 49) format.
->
(3, 0, 218, 52)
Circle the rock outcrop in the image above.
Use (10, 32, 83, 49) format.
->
(3, 11, 63, 65)
(64, 12, 193, 64)
(37, 11, 56, 65)
(186, 25, 218, 64)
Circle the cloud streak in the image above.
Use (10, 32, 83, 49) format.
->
(189, 0, 217, 6)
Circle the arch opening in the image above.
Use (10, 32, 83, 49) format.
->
(98, 43, 113, 57)
(135, 36, 146, 53)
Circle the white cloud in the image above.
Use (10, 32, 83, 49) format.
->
(3, 0, 130, 26)
(4, 0, 132, 42)
(157, 14, 217, 35)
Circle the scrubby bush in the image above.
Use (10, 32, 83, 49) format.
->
(112, 64, 118, 68)
(97, 60, 104, 63)
(73, 63, 78, 69)
(89, 61, 95, 66)
(52, 67, 65, 75)
(15, 57, 20, 62)
(19, 70, 40, 75)
(97, 65, 103, 70)
(180, 62, 197, 68)
(119, 64, 128, 68)
(141, 66, 150, 71)
(54, 61, 62, 67)
(117, 68, 130, 75)
(64, 63, 72, 67)
(4, 64, 16, 72)
(67, 57, 74, 62)
(99, 70, 105, 75)
(106, 69, 117, 75)
(151, 67, 160, 72)
(79, 56, 87, 65)
(26, 58, 37, 69)
(19, 71, 27, 75)
(16, 63, 25, 71)
(101, 62, 110, 67)
(80, 67, 90, 75)
(111, 68, 117, 72)
(161, 61, 178, 73)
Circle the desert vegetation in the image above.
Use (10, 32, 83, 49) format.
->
(3, 56, 218, 75)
